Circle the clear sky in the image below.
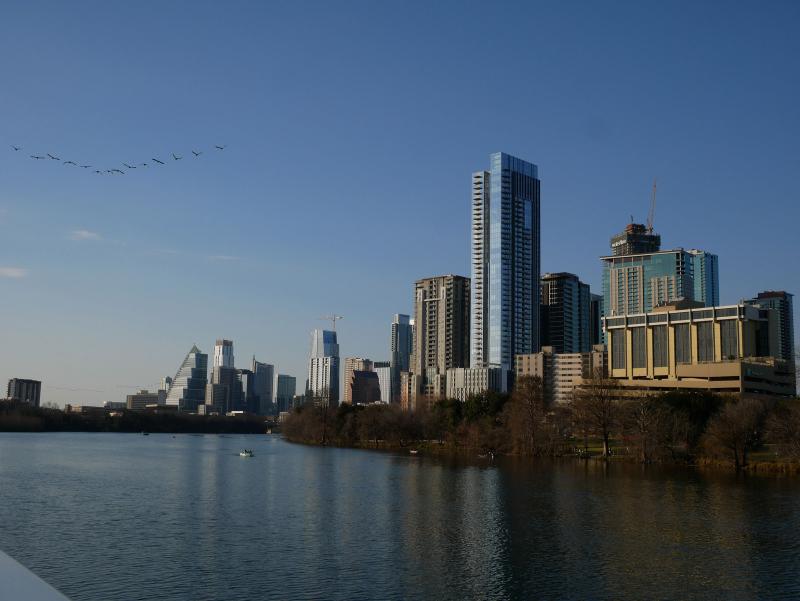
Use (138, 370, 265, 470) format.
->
(1, 1, 798, 406)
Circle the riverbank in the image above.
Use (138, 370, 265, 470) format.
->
(0, 401, 270, 434)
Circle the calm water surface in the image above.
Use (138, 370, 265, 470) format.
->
(0, 433, 798, 600)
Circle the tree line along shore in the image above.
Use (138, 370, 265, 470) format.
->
(283, 376, 800, 473)
(0, 401, 269, 434)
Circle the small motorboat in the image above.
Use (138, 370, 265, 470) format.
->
(239, 450, 254, 458)
(409, 449, 418, 455)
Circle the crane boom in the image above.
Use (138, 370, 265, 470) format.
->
(647, 178, 657, 233)
(319, 314, 344, 330)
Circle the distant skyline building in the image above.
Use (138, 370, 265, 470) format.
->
(747, 291, 795, 365)
(7, 378, 41, 407)
(126, 389, 166, 411)
(165, 345, 208, 411)
(274, 374, 297, 413)
(590, 293, 604, 346)
(471, 152, 541, 371)
(251, 358, 274, 415)
(373, 361, 391, 404)
(344, 357, 373, 404)
(159, 376, 172, 392)
(540, 272, 591, 354)
(351, 370, 381, 405)
(688, 249, 720, 307)
(213, 339, 234, 369)
(610, 222, 661, 256)
(209, 365, 244, 413)
(390, 313, 414, 403)
(515, 345, 607, 405)
(307, 329, 340, 406)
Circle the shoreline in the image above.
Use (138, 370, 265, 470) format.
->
(283, 436, 800, 476)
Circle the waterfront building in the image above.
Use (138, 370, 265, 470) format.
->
(344, 357, 373, 404)
(688, 250, 720, 307)
(445, 367, 505, 402)
(471, 152, 541, 370)
(590, 293, 604, 346)
(307, 329, 340, 406)
(251, 358, 275, 414)
(540, 272, 591, 354)
(746, 291, 795, 363)
(165, 345, 208, 411)
(603, 301, 794, 398)
(274, 374, 297, 413)
(6, 378, 41, 407)
(351, 371, 381, 405)
(373, 361, 391, 404)
(390, 314, 414, 403)
(610, 222, 661, 256)
(213, 339, 234, 369)
(515, 345, 607, 405)
(126, 389, 166, 411)
(406, 274, 470, 408)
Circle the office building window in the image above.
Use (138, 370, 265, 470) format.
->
(652, 326, 668, 367)
(675, 324, 691, 364)
(612, 329, 626, 370)
(720, 320, 739, 360)
(632, 328, 646, 368)
(698, 322, 715, 362)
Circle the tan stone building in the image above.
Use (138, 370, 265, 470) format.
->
(343, 357, 373, 404)
(603, 302, 794, 398)
(515, 345, 607, 404)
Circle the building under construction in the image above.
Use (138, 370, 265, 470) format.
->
(610, 222, 661, 256)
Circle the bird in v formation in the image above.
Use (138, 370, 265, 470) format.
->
(12, 143, 228, 175)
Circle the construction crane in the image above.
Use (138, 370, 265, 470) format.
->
(647, 178, 657, 233)
(319, 314, 344, 330)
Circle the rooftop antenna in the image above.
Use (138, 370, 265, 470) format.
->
(319, 315, 344, 331)
(647, 178, 657, 233)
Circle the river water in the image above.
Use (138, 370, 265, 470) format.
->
(0, 432, 798, 600)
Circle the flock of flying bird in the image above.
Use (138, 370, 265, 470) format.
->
(9, 144, 228, 175)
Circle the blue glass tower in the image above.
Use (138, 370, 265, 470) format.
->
(471, 152, 541, 370)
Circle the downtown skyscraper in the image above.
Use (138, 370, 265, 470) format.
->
(471, 152, 541, 370)
(307, 329, 340, 406)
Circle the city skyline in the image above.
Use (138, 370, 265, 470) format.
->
(2, 1, 799, 405)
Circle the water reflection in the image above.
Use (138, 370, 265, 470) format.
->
(0, 434, 798, 601)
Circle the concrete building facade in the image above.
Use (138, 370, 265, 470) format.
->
(6, 378, 41, 407)
(603, 302, 794, 398)
(515, 345, 607, 405)
(446, 367, 506, 402)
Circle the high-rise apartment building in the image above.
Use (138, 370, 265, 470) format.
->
(165, 345, 208, 411)
(209, 366, 244, 413)
(390, 314, 414, 403)
(344, 357, 373, 404)
(746, 291, 795, 365)
(471, 152, 541, 370)
(307, 329, 340, 406)
(406, 275, 470, 406)
(274, 374, 297, 413)
(350, 371, 381, 405)
(213, 339, 234, 369)
(251, 358, 275, 414)
(540, 272, 591, 354)
(688, 249, 720, 306)
(6, 378, 41, 407)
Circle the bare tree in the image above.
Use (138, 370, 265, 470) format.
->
(766, 402, 800, 460)
(624, 396, 669, 463)
(504, 375, 547, 456)
(703, 397, 769, 470)
(572, 375, 619, 458)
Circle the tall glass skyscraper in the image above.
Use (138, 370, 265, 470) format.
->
(307, 329, 340, 406)
(390, 313, 413, 403)
(688, 249, 719, 307)
(471, 152, 541, 370)
(165, 345, 208, 411)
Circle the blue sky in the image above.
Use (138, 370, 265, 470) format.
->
(1, 1, 798, 405)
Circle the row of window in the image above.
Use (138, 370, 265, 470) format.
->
(611, 323, 739, 369)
